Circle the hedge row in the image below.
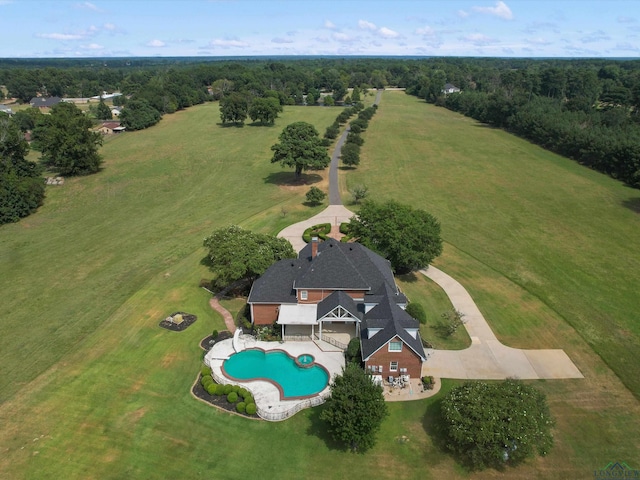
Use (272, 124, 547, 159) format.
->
(302, 223, 331, 243)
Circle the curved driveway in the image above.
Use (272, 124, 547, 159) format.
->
(277, 89, 583, 381)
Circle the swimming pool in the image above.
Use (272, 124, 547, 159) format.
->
(222, 348, 329, 399)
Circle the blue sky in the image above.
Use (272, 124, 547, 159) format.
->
(1, 0, 638, 58)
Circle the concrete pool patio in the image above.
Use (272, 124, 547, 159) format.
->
(205, 333, 345, 421)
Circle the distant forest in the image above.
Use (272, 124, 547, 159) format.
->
(1, 56, 640, 210)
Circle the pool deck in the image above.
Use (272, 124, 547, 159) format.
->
(205, 336, 345, 421)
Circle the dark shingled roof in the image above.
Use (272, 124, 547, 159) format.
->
(247, 259, 303, 303)
(316, 290, 362, 320)
(360, 295, 426, 361)
(364, 282, 407, 307)
(29, 96, 62, 108)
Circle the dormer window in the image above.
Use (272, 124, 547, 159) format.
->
(300, 290, 308, 300)
(389, 341, 402, 352)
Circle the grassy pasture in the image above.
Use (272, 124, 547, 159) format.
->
(345, 91, 640, 398)
(1, 93, 639, 479)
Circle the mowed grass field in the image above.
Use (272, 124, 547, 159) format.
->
(0, 92, 638, 479)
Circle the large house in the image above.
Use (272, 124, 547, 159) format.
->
(442, 83, 461, 94)
(248, 238, 427, 378)
(29, 96, 62, 110)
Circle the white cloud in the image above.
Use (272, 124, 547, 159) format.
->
(324, 20, 337, 30)
(332, 32, 355, 43)
(457, 10, 469, 18)
(36, 33, 84, 40)
(416, 26, 436, 36)
(472, 1, 513, 20)
(146, 39, 166, 47)
(75, 2, 102, 12)
(378, 27, 399, 39)
(617, 16, 636, 23)
(358, 20, 377, 31)
(580, 30, 610, 43)
(208, 38, 249, 48)
(462, 33, 497, 46)
(272, 37, 294, 44)
(616, 42, 640, 52)
(83, 43, 104, 49)
(526, 37, 551, 46)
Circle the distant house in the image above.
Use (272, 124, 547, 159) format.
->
(110, 108, 121, 117)
(96, 121, 125, 135)
(0, 104, 13, 115)
(442, 83, 461, 94)
(29, 96, 62, 110)
(248, 238, 427, 379)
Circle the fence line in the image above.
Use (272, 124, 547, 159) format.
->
(315, 334, 347, 350)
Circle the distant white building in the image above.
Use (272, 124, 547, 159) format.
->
(442, 83, 461, 94)
(0, 104, 13, 115)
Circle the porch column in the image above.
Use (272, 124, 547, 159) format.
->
(281, 324, 284, 340)
(319, 321, 323, 341)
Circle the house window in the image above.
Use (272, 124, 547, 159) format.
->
(300, 290, 308, 300)
(390, 361, 398, 372)
(389, 341, 402, 352)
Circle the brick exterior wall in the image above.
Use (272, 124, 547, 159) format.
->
(364, 336, 423, 378)
(251, 304, 279, 325)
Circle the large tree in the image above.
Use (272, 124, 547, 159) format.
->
(320, 363, 388, 452)
(270, 121, 330, 178)
(349, 200, 443, 273)
(441, 380, 554, 470)
(203, 225, 296, 288)
(220, 92, 248, 125)
(33, 102, 103, 176)
(0, 116, 45, 224)
(248, 97, 282, 125)
(120, 99, 161, 131)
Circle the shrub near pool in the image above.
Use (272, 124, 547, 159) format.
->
(236, 402, 246, 414)
(245, 403, 257, 415)
(227, 392, 238, 403)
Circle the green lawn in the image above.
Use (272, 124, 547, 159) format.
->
(1, 93, 639, 479)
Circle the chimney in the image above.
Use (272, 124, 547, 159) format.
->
(311, 236, 318, 259)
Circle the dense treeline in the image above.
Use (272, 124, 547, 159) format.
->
(401, 60, 640, 187)
(2, 57, 640, 226)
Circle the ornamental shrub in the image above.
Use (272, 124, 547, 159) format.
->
(227, 392, 239, 403)
(243, 395, 254, 405)
(223, 384, 233, 395)
(201, 366, 212, 376)
(201, 375, 213, 387)
(211, 329, 219, 340)
(245, 403, 257, 415)
(206, 383, 217, 395)
(231, 385, 240, 393)
(236, 402, 246, 414)
(238, 388, 249, 399)
(215, 384, 226, 395)
(406, 302, 427, 325)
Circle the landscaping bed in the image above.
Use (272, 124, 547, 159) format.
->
(158, 312, 197, 331)
(199, 331, 233, 351)
(192, 370, 259, 420)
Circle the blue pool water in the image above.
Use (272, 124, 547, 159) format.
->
(223, 349, 329, 398)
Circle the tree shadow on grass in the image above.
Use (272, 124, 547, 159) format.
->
(421, 397, 454, 469)
(306, 403, 346, 452)
(263, 172, 322, 186)
(622, 197, 640, 214)
(216, 122, 245, 128)
(397, 272, 420, 284)
(338, 166, 357, 171)
(247, 121, 276, 127)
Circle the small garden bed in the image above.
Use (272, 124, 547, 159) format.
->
(302, 223, 331, 243)
(192, 367, 259, 419)
(158, 312, 197, 331)
(200, 330, 233, 351)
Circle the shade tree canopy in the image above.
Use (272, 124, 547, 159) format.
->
(248, 97, 282, 125)
(320, 363, 388, 453)
(270, 122, 330, 178)
(220, 92, 249, 125)
(203, 225, 296, 288)
(349, 200, 443, 273)
(441, 380, 554, 470)
(33, 102, 103, 176)
(0, 116, 45, 224)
